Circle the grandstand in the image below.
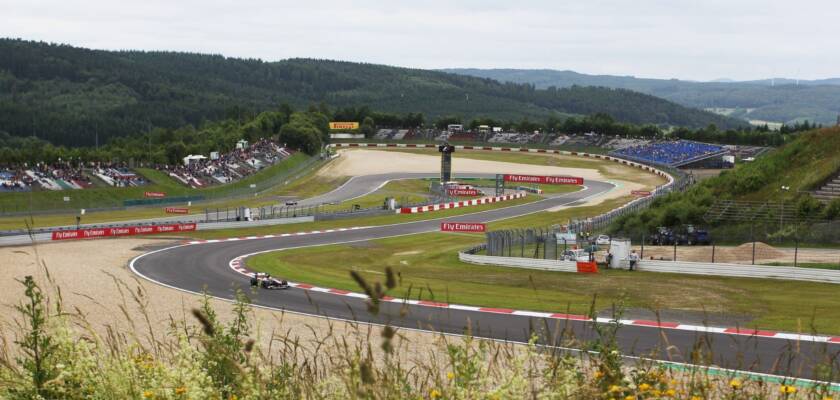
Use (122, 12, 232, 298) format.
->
(610, 140, 727, 168)
(163, 139, 292, 189)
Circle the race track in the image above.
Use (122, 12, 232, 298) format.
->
(131, 175, 840, 381)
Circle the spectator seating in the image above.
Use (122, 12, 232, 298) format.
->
(611, 140, 726, 167)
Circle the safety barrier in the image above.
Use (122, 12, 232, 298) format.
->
(459, 251, 578, 272)
(458, 251, 840, 284)
(397, 192, 526, 214)
(636, 259, 840, 284)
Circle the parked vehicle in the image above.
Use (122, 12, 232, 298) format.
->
(649, 227, 676, 245)
(685, 225, 711, 245)
(595, 235, 611, 245)
(562, 249, 590, 261)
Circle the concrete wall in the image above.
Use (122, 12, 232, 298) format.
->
(459, 252, 840, 284)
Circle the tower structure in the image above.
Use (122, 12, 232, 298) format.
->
(438, 142, 455, 183)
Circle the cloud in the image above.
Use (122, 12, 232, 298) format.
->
(1, 0, 838, 80)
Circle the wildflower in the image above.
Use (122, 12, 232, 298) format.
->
(669, 379, 677, 386)
(691, 396, 703, 400)
(594, 370, 604, 379)
(625, 396, 635, 400)
(430, 389, 441, 399)
(447, 371, 454, 380)
(609, 385, 621, 393)
(729, 378, 741, 389)
(175, 387, 187, 395)
(639, 383, 651, 392)
(652, 389, 662, 397)
(665, 389, 676, 397)
(142, 391, 154, 399)
(780, 385, 797, 394)
(229, 396, 238, 400)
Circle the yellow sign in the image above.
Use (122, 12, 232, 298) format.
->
(329, 122, 359, 130)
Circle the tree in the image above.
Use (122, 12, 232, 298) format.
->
(361, 116, 375, 138)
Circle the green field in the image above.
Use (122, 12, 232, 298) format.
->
(247, 232, 840, 335)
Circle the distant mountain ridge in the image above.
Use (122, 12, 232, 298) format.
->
(442, 68, 840, 125)
(0, 39, 743, 147)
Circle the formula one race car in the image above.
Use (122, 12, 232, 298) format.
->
(250, 273, 290, 290)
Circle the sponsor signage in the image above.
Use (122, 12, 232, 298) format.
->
(440, 222, 486, 233)
(447, 188, 481, 196)
(329, 122, 359, 130)
(144, 191, 166, 198)
(50, 223, 197, 241)
(631, 190, 652, 197)
(164, 207, 189, 214)
(502, 174, 583, 185)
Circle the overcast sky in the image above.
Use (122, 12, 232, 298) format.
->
(2, 0, 839, 81)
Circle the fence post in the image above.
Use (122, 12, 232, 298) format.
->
(751, 222, 756, 265)
(711, 243, 715, 263)
(640, 232, 645, 259)
(794, 233, 799, 268)
(673, 241, 677, 261)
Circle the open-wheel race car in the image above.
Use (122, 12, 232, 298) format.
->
(250, 273, 290, 290)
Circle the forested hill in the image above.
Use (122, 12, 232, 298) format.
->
(443, 68, 840, 126)
(0, 39, 743, 147)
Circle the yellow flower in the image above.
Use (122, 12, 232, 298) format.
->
(142, 391, 154, 399)
(609, 385, 621, 393)
(729, 378, 741, 389)
(780, 385, 797, 394)
(639, 383, 651, 391)
(447, 371, 454, 380)
(823, 397, 833, 400)
(175, 387, 187, 395)
(625, 396, 635, 400)
(691, 396, 703, 400)
(669, 379, 677, 386)
(665, 389, 676, 397)
(652, 389, 662, 397)
(594, 370, 604, 379)
(430, 389, 441, 399)
(229, 396, 238, 400)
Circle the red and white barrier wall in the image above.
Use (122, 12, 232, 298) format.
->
(397, 192, 526, 214)
(51, 223, 197, 241)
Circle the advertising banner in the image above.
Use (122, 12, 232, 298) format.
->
(447, 188, 482, 196)
(164, 207, 190, 214)
(502, 174, 583, 185)
(440, 222, 486, 233)
(144, 191, 166, 198)
(631, 190, 652, 197)
(329, 122, 359, 130)
(51, 223, 197, 241)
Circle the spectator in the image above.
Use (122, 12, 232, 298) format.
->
(629, 250, 639, 271)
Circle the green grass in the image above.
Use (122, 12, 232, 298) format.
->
(247, 232, 840, 334)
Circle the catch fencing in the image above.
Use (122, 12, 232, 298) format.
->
(480, 221, 840, 269)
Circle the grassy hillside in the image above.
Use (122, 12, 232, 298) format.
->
(444, 68, 840, 125)
(0, 39, 743, 147)
(609, 127, 840, 234)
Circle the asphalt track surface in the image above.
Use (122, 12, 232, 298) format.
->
(131, 177, 840, 382)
